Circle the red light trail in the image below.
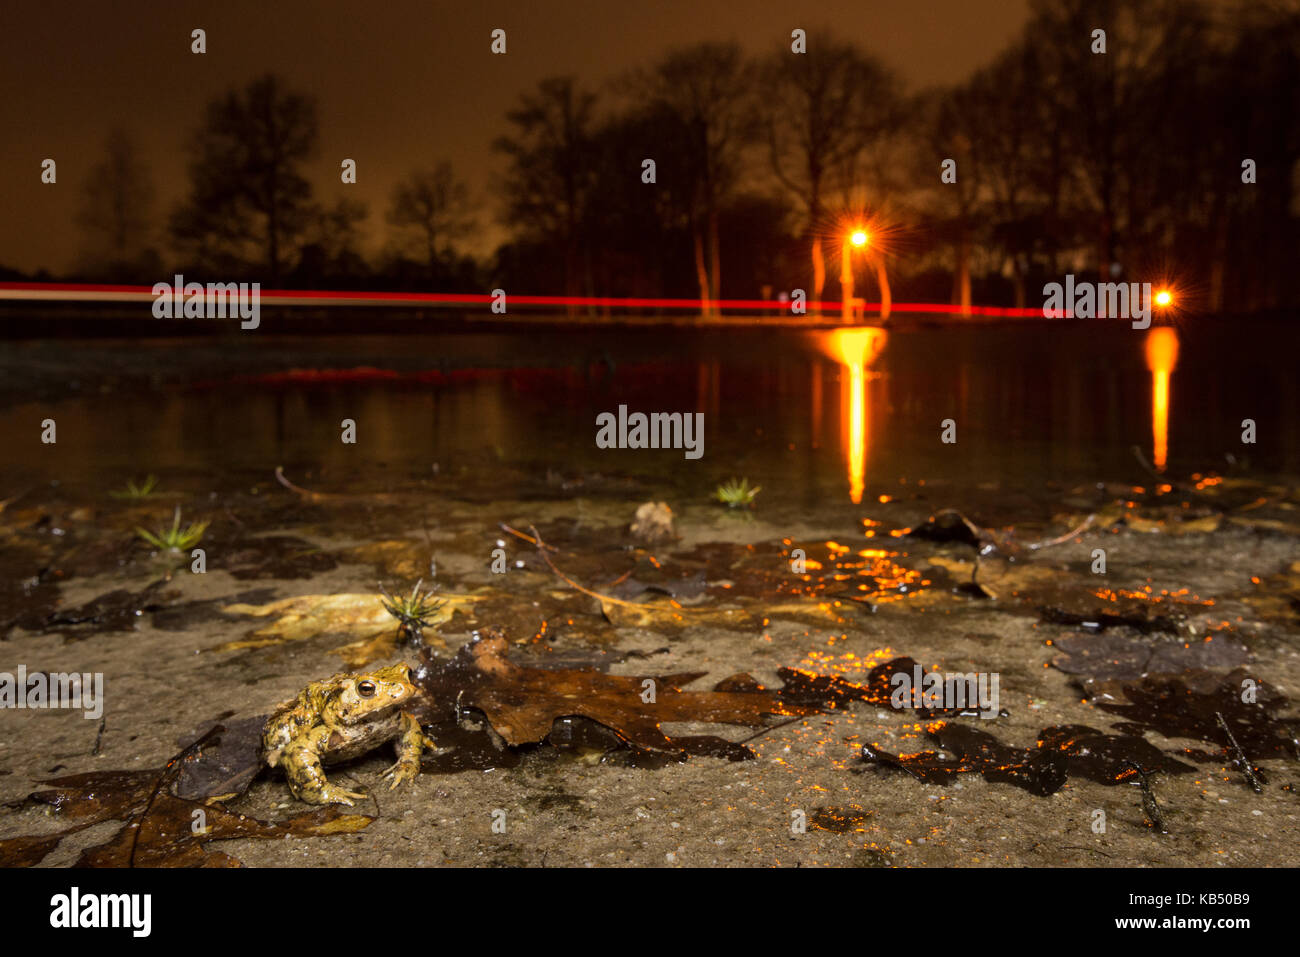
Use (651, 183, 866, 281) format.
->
(0, 282, 1045, 318)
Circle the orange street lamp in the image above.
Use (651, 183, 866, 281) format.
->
(841, 229, 868, 322)
(841, 228, 891, 323)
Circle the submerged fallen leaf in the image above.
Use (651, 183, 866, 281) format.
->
(216, 591, 481, 665)
(4, 728, 372, 867)
(339, 539, 429, 579)
(1051, 631, 1250, 682)
(924, 555, 1061, 599)
(1226, 514, 1300, 535)
(75, 793, 370, 867)
(1090, 668, 1300, 759)
(44, 582, 169, 637)
(1126, 513, 1221, 535)
(1236, 560, 1300, 624)
(859, 722, 1194, 796)
(0, 834, 65, 867)
(412, 636, 989, 760)
(905, 510, 989, 548)
(597, 596, 844, 630)
(629, 501, 676, 544)
(1056, 501, 1223, 537)
(173, 715, 268, 801)
(1040, 597, 1187, 635)
(412, 632, 820, 756)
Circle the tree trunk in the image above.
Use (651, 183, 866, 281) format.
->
(811, 237, 825, 315)
(268, 211, 280, 283)
(954, 237, 971, 317)
(875, 254, 893, 321)
(693, 228, 710, 321)
(707, 208, 721, 317)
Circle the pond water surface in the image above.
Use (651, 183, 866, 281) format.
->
(2, 319, 1296, 518)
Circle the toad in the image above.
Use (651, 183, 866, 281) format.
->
(261, 663, 434, 806)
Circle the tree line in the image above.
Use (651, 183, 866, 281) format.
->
(57, 0, 1300, 314)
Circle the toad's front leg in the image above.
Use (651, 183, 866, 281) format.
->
(382, 712, 433, 789)
(279, 726, 367, 806)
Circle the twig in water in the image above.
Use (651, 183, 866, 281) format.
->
(1122, 760, 1169, 834)
(274, 466, 401, 504)
(1131, 444, 1163, 480)
(1057, 844, 1115, 860)
(274, 466, 333, 502)
(498, 523, 559, 553)
(736, 716, 806, 745)
(1026, 513, 1097, 551)
(1216, 711, 1265, 793)
(129, 726, 222, 867)
(526, 525, 651, 610)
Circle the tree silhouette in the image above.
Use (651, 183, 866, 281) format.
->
(76, 128, 157, 278)
(759, 34, 900, 310)
(493, 76, 599, 313)
(170, 74, 318, 281)
(629, 43, 755, 316)
(387, 163, 474, 282)
(294, 198, 370, 285)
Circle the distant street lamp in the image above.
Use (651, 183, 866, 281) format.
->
(840, 228, 891, 323)
(841, 229, 868, 322)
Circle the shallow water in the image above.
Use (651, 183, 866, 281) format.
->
(3, 319, 1296, 514)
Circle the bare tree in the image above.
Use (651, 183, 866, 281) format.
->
(76, 128, 155, 273)
(919, 88, 982, 315)
(171, 74, 318, 279)
(630, 43, 754, 316)
(760, 36, 900, 309)
(493, 76, 599, 311)
(959, 41, 1055, 307)
(296, 198, 369, 281)
(387, 163, 473, 281)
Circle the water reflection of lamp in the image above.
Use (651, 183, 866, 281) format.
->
(1144, 327, 1179, 471)
(818, 328, 888, 503)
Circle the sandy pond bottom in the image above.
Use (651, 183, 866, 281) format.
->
(0, 472, 1298, 868)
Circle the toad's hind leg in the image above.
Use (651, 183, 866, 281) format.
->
(279, 727, 366, 806)
(383, 712, 430, 789)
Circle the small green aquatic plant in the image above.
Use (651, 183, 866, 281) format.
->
(136, 507, 208, 551)
(110, 475, 160, 500)
(378, 578, 445, 646)
(714, 477, 761, 509)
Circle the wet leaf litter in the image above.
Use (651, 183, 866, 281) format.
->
(1, 466, 1298, 866)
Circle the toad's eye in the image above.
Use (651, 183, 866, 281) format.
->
(357, 680, 376, 697)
